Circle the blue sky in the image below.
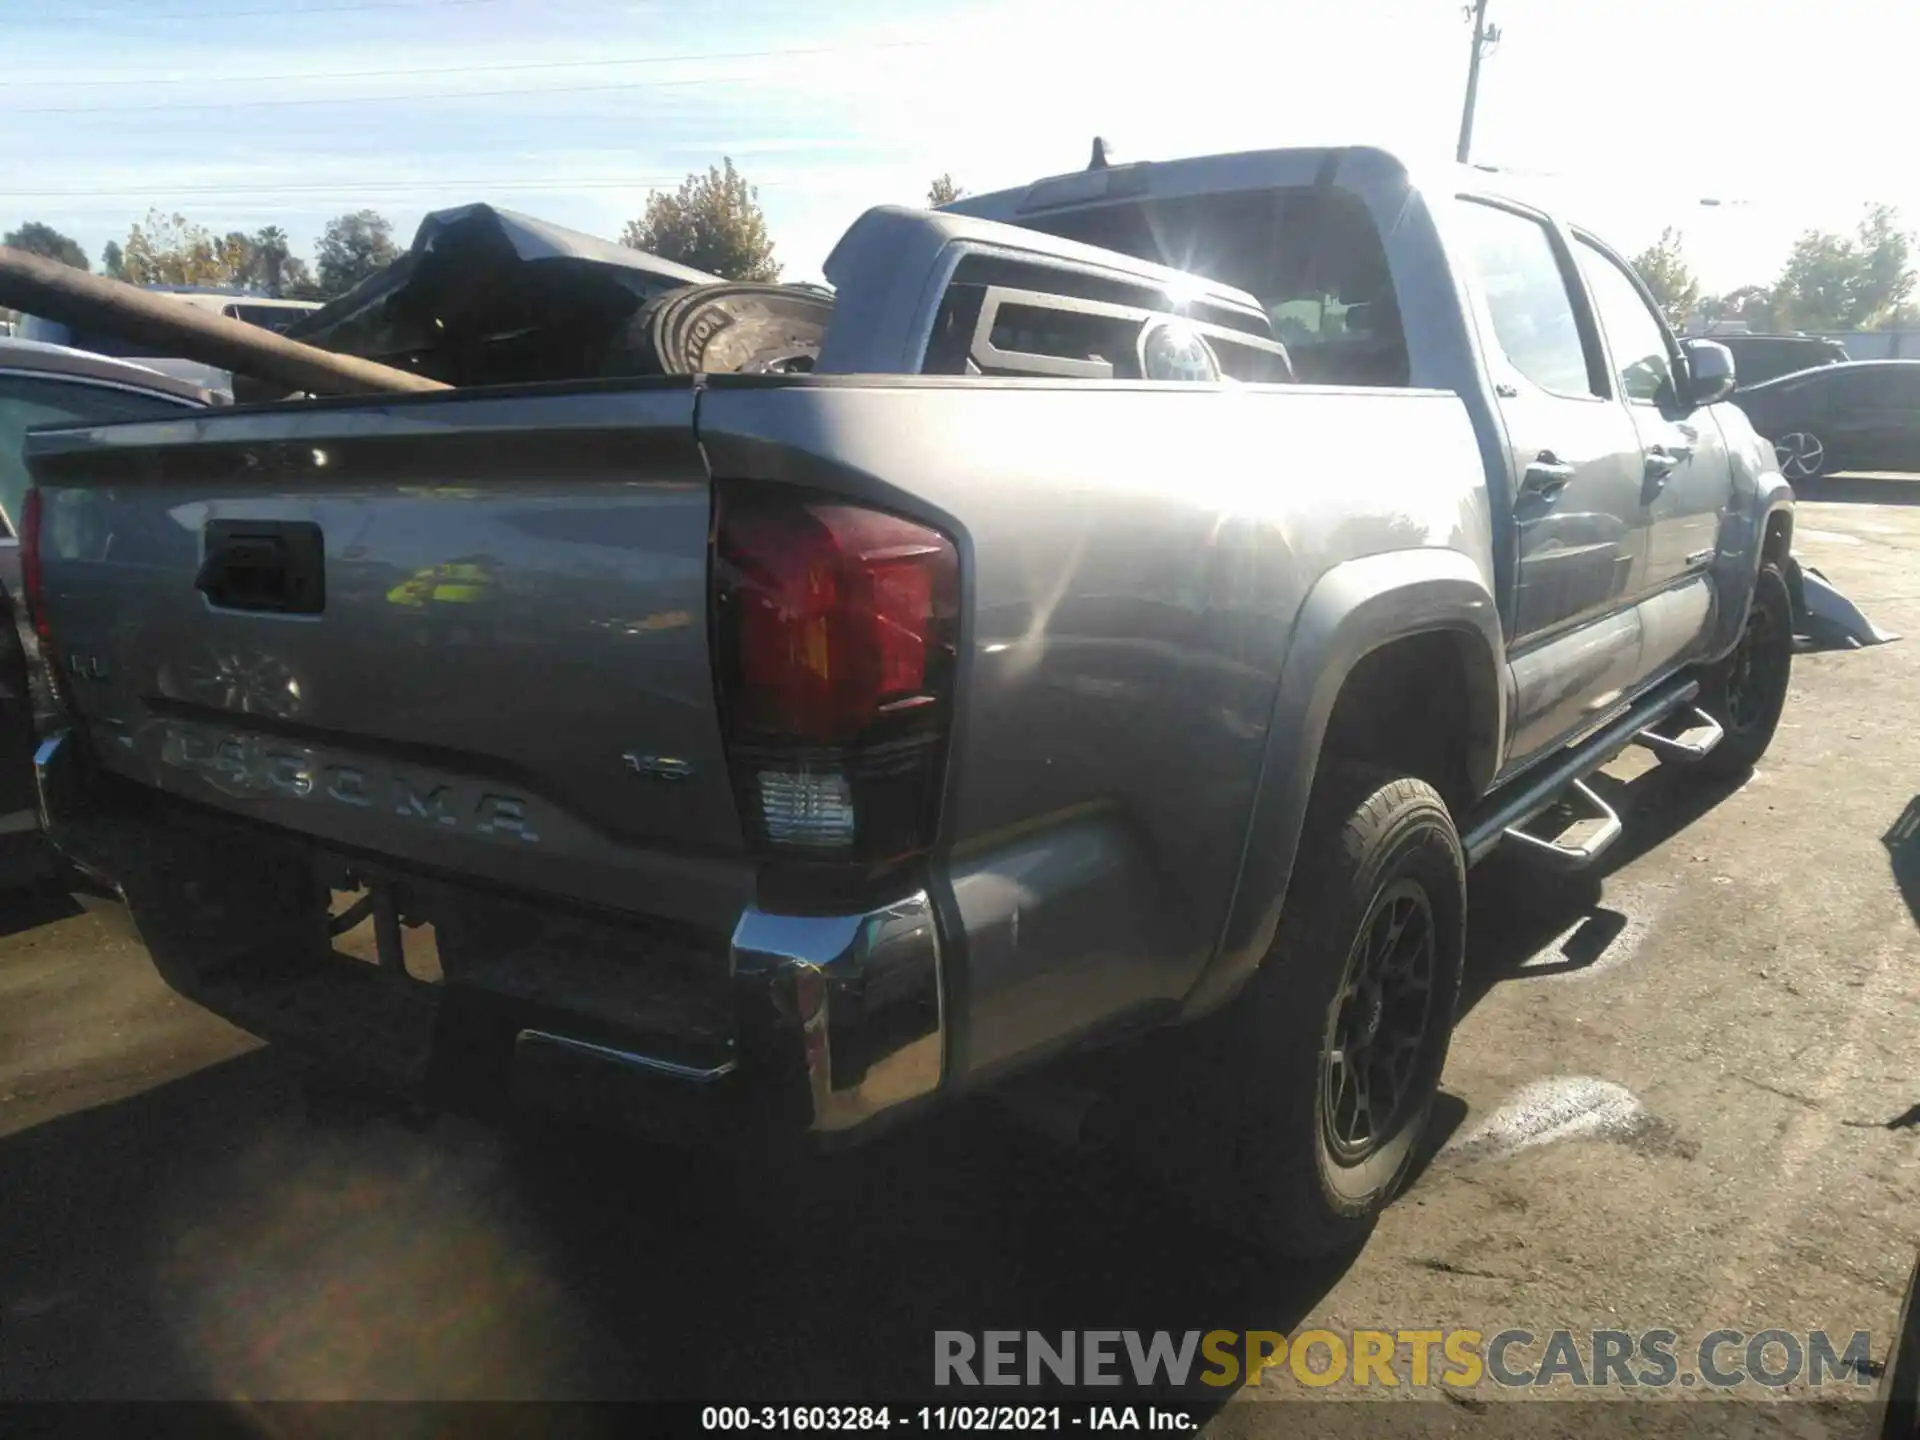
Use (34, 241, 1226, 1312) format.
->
(6, 0, 1914, 290)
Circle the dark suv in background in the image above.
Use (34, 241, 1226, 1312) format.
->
(1711, 332, 1850, 388)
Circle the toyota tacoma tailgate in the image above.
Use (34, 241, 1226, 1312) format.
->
(25, 382, 754, 932)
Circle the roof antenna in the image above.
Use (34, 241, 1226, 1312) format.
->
(1088, 136, 1117, 171)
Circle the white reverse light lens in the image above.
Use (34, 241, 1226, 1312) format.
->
(757, 769, 856, 849)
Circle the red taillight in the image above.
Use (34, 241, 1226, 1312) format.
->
(725, 500, 949, 743)
(19, 486, 49, 645)
(713, 484, 959, 862)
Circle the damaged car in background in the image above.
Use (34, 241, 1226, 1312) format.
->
(270, 202, 835, 394)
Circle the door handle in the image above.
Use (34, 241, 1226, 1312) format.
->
(1521, 453, 1576, 499)
(1644, 444, 1693, 484)
(1643, 443, 1689, 476)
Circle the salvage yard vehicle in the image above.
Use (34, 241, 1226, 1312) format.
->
(17, 289, 320, 400)
(1711, 332, 1848, 389)
(19, 143, 1798, 1256)
(0, 337, 210, 886)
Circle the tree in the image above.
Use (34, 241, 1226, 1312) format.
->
(1771, 204, 1916, 332)
(1629, 228, 1698, 329)
(101, 240, 127, 281)
(235, 225, 313, 298)
(927, 173, 965, 207)
(621, 158, 779, 281)
(314, 209, 398, 296)
(1708, 286, 1767, 329)
(1713, 283, 1778, 333)
(3, 221, 88, 271)
(223, 231, 259, 287)
(1883, 300, 1920, 330)
(1771, 228, 1857, 332)
(1843, 203, 1914, 328)
(120, 210, 247, 286)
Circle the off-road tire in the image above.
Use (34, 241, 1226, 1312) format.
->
(603, 283, 833, 376)
(1881, 1248, 1920, 1440)
(1696, 562, 1793, 776)
(1136, 764, 1466, 1257)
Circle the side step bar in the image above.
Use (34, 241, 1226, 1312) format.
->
(1496, 779, 1622, 871)
(1632, 705, 1725, 764)
(1463, 674, 1700, 866)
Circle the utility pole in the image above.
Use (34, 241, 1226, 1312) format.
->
(1455, 0, 1502, 164)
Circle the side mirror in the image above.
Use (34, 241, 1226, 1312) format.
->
(1680, 338, 1736, 407)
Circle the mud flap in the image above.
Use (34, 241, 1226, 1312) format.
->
(1789, 557, 1901, 648)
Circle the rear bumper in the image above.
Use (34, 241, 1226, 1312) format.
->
(514, 897, 946, 1141)
(35, 731, 947, 1147)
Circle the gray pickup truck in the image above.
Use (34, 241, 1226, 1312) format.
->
(22, 144, 1795, 1256)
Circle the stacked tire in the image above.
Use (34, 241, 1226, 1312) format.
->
(602, 283, 834, 377)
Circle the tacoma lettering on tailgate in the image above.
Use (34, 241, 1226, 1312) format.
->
(153, 719, 541, 843)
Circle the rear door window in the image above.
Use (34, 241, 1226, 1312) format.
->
(1453, 200, 1598, 399)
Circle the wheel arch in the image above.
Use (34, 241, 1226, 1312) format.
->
(1186, 548, 1503, 1019)
(1706, 482, 1796, 663)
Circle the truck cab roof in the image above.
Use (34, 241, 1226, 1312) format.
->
(948, 142, 1585, 251)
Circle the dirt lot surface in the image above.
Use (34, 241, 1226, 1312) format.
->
(2, 483, 1916, 1435)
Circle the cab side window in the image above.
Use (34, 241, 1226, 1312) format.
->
(1573, 238, 1676, 404)
(1454, 199, 1597, 399)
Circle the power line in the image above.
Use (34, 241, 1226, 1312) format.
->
(10, 40, 933, 90)
(7, 76, 743, 116)
(38, 0, 502, 22)
(3, 45, 931, 115)
(8, 176, 744, 198)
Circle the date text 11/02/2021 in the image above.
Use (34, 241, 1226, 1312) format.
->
(701, 1406, 1198, 1432)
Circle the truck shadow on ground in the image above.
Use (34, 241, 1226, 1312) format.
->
(0, 1046, 1355, 1408)
(504, 1110, 1357, 1406)
(1456, 760, 1750, 1020)
(0, 881, 82, 939)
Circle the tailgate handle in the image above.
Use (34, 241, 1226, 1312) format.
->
(197, 520, 326, 615)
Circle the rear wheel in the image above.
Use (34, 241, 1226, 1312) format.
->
(1139, 765, 1466, 1256)
(1881, 1249, 1920, 1440)
(1697, 562, 1794, 776)
(1774, 430, 1830, 481)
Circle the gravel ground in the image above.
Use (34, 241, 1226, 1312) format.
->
(1, 485, 1915, 1435)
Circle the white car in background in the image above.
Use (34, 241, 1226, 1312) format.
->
(14, 288, 319, 399)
